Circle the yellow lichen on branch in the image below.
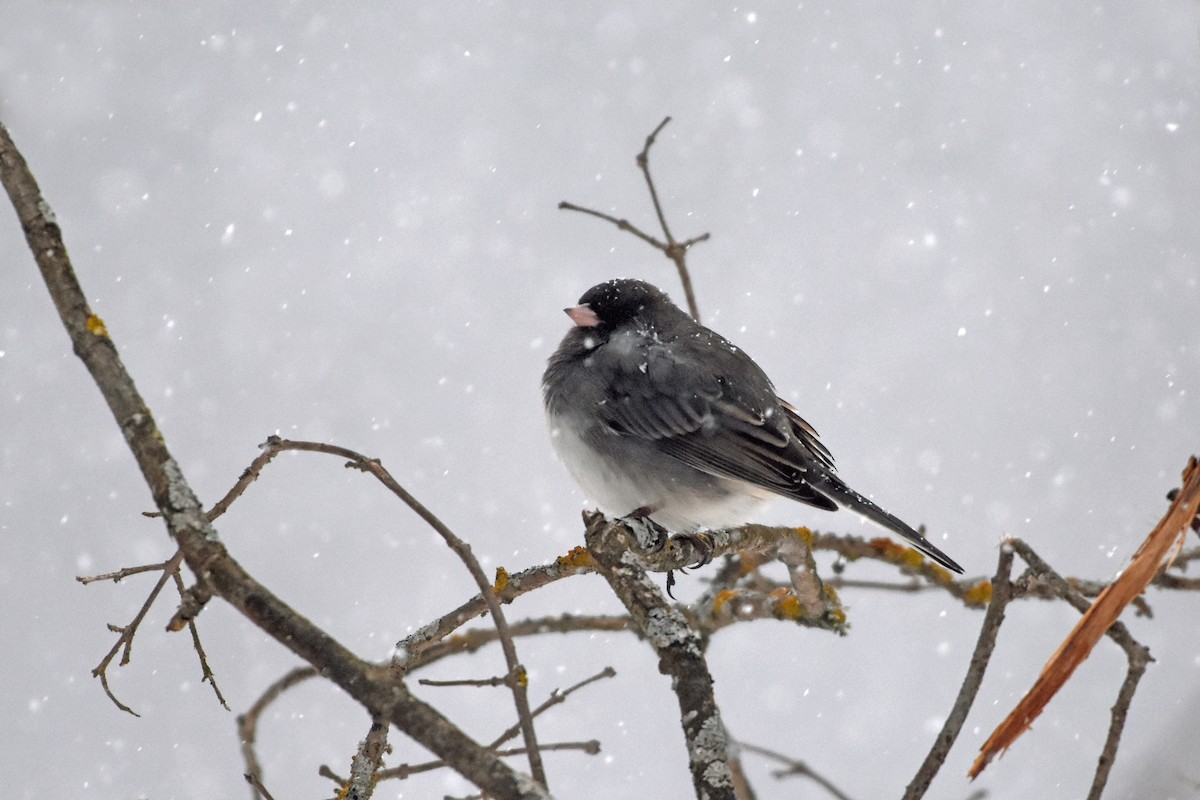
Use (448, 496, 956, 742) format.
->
(493, 567, 510, 593)
(555, 546, 596, 569)
(962, 579, 993, 608)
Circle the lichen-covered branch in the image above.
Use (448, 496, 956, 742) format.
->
(584, 512, 735, 800)
(1, 120, 548, 800)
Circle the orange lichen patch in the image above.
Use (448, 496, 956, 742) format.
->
(86, 314, 108, 337)
(493, 566, 510, 593)
(769, 588, 803, 620)
(711, 589, 740, 616)
(556, 546, 596, 569)
(735, 550, 770, 573)
(822, 583, 841, 605)
(963, 579, 993, 608)
(869, 538, 929, 571)
(792, 526, 814, 546)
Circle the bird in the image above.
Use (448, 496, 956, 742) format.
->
(541, 277, 964, 574)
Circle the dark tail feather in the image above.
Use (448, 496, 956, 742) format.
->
(812, 473, 964, 574)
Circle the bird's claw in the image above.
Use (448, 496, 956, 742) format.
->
(621, 508, 670, 552)
(666, 531, 715, 568)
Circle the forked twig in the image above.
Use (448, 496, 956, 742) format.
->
(367, 667, 615, 785)
(238, 667, 318, 800)
(559, 116, 707, 321)
(84, 547, 186, 715)
(736, 741, 856, 800)
(223, 436, 547, 789)
(903, 544, 1016, 799)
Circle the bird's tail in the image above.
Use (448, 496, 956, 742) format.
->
(812, 473, 964, 574)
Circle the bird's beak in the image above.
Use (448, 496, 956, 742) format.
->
(564, 304, 601, 328)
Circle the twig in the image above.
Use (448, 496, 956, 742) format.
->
(250, 437, 547, 789)
(366, 670, 615, 785)
(635, 116, 703, 320)
(243, 773, 278, 800)
(76, 554, 180, 584)
(172, 567, 229, 710)
(86, 547, 187, 715)
(2, 121, 549, 800)
(584, 513, 735, 800)
(1005, 540, 1156, 800)
(972, 458, 1198, 784)
(392, 550, 598, 674)
(903, 544, 1016, 799)
(420, 675, 510, 688)
(238, 667, 318, 800)
(344, 717, 390, 800)
(403, 612, 630, 673)
(487, 666, 617, 751)
(737, 741, 856, 800)
(559, 116, 708, 321)
(373, 741, 601, 783)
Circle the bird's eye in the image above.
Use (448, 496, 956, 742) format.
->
(583, 336, 597, 350)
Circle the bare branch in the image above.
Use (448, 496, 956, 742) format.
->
(737, 741, 857, 800)
(973, 457, 1198, 782)
(247, 437, 547, 788)
(393, 550, 597, 673)
(373, 741, 602, 783)
(1, 120, 549, 800)
(1005, 539, 1156, 799)
(172, 567, 229, 711)
(903, 544, 1016, 799)
(559, 116, 707, 321)
(238, 667, 319, 800)
(487, 666, 617, 751)
(86, 548, 186, 715)
(243, 772, 278, 800)
(76, 554, 180, 585)
(585, 513, 735, 800)
(344, 717, 390, 800)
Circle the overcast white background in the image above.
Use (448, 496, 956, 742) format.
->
(2, 3, 1198, 799)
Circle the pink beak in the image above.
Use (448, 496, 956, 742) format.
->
(564, 304, 601, 327)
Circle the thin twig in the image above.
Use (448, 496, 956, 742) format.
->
(1006, 539, 1156, 800)
(253, 437, 547, 789)
(635, 116, 703, 320)
(76, 555, 179, 584)
(420, 675, 510, 688)
(243, 773, 278, 800)
(87, 547, 187, 715)
(373, 741, 601, 783)
(487, 666, 617, 751)
(392, 551, 598, 674)
(903, 544, 1015, 799)
(584, 513, 735, 800)
(344, 717, 390, 800)
(238, 666, 319, 800)
(559, 116, 708, 321)
(172, 567, 229, 710)
(737, 741, 857, 800)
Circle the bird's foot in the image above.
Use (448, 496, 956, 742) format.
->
(662, 533, 714, 600)
(666, 531, 716, 569)
(621, 507, 669, 552)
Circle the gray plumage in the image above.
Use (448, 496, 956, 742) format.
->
(542, 278, 963, 574)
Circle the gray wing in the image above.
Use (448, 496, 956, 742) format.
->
(593, 329, 837, 511)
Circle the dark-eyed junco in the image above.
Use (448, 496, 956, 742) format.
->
(542, 278, 964, 574)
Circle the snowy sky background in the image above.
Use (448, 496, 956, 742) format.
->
(2, 3, 1198, 798)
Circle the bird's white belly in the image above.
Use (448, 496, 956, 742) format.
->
(547, 411, 771, 532)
